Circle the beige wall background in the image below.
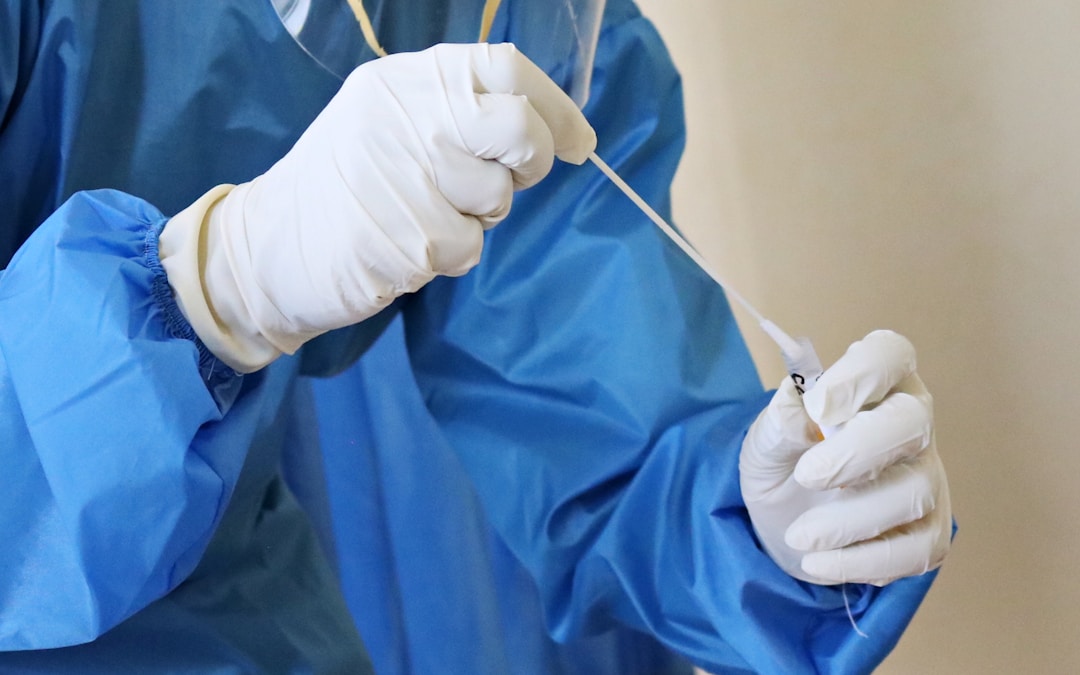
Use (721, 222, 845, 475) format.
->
(634, 1, 1080, 673)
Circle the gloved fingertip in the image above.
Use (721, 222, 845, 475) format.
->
(783, 525, 812, 553)
(799, 552, 843, 585)
(554, 124, 597, 166)
(802, 386, 849, 429)
(792, 453, 836, 490)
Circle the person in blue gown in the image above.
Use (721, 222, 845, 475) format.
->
(0, 1, 951, 673)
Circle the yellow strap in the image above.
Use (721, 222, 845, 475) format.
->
(478, 0, 503, 43)
(345, 0, 389, 58)
(346, 0, 503, 58)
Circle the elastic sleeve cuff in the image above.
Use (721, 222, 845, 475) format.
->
(145, 219, 243, 397)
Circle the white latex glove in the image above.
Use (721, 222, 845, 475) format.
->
(160, 43, 596, 372)
(740, 330, 952, 586)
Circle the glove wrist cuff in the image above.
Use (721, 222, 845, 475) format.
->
(159, 184, 283, 373)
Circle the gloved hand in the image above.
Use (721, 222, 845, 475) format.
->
(739, 330, 952, 586)
(160, 43, 596, 372)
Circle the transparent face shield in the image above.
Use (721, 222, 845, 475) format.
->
(271, 0, 605, 107)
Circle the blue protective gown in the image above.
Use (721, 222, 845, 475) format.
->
(0, 1, 939, 673)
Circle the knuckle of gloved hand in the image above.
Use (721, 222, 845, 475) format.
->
(904, 464, 939, 522)
(472, 42, 524, 91)
(897, 371, 934, 408)
(497, 95, 534, 143)
(433, 41, 475, 65)
(905, 516, 950, 576)
(437, 245, 483, 278)
(855, 330, 918, 379)
(473, 167, 516, 220)
(498, 97, 555, 187)
(423, 223, 484, 277)
(481, 40, 519, 60)
(433, 156, 514, 222)
(461, 93, 554, 189)
(865, 329, 916, 356)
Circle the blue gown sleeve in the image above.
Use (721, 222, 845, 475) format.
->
(0, 190, 252, 650)
(400, 8, 938, 675)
